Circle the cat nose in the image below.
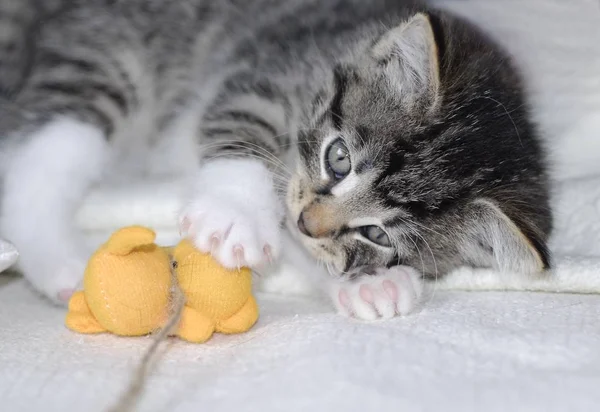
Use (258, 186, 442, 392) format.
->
(297, 212, 312, 237)
(297, 205, 338, 238)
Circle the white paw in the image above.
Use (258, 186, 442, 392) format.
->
(19, 250, 87, 305)
(329, 266, 424, 320)
(180, 159, 283, 269)
(180, 196, 281, 268)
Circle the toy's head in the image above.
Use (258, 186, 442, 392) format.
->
(173, 240, 252, 320)
(84, 226, 171, 335)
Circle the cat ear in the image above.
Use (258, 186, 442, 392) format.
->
(371, 13, 440, 104)
(460, 199, 551, 274)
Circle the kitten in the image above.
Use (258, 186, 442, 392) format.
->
(0, 0, 551, 318)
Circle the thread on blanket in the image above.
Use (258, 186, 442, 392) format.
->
(108, 267, 186, 412)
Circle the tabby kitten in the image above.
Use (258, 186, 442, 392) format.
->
(0, 0, 550, 319)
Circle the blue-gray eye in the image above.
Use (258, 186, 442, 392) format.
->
(360, 226, 391, 247)
(326, 138, 351, 179)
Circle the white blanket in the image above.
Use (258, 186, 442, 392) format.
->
(2, 275, 600, 412)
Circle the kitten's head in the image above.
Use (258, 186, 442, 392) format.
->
(287, 11, 551, 278)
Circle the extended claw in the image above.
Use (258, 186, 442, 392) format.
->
(210, 233, 220, 255)
(233, 245, 245, 271)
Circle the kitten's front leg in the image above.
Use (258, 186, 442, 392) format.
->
(179, 158, 283, 268)
(181, 75, 289, 269)
(329, 266, 424, 320)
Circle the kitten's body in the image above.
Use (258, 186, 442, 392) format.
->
(0, 0, 554, 317)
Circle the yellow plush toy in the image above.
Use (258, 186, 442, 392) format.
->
(65, 226, 258, 343)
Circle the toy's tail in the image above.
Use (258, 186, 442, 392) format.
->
(103, 226, 157, 256)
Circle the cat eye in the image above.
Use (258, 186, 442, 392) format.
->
(325, 138, 351, 180)
(359, 226, 391, 247)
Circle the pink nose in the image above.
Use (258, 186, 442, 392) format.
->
(296, 205, 338, 238)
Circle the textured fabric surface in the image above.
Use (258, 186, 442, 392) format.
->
(66, 226, 172, 337)
(173, 239, 258, 342)
(1, 277, 600, 412)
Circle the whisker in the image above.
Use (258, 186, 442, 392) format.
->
(200, 140, 292, 175)
(325, 262, 336, 278)
(401, 216, 446, 239)
(202, 146, 292, 177)
(410, 229, 439, 308)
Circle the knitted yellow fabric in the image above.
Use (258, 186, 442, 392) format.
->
(174, 239, 258, 342)
(65, 226, 258, 343)
(65, 226, 171, 336)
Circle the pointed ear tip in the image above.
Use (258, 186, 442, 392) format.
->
(398, 13, 437, 49)
(413, 12, 431, 20)
(407, 12, 433, 27)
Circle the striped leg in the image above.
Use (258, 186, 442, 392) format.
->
(179, 74, 291, 269)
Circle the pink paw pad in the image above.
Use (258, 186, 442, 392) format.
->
(338, 289, 351, 311)
(359, 284, 374, 304)
(382, 280, 398, 302)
